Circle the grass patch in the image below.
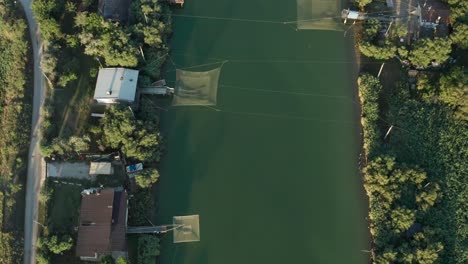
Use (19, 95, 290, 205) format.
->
(47, 180, 90, 234)
(54, 56, 95, 139)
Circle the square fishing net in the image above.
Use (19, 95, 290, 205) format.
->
(172, 67, 221, 106)
(297, 0, 343, 31)
(173, 215, 200, 243)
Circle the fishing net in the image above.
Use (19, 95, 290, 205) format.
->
(172, 67, 221, 106)
(297, 0, 343, 31)
(173, 215, 200, 243)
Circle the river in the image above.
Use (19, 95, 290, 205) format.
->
(156, 1, 369, 263)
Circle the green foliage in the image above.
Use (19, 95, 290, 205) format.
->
(128, 189, 153, 226)
(438, 67, 468, 121)
(36, 253, 50, 264)
(364, 156, 443, 261)
(450, 23, 468, 49)
(355, 0, 373, 9)
(68, 135, 91, 152)
(31, 0, 63, 42)
(57, 72, 77, 87)
(357, 73, 462, 262)
(408, 38, 452, 67)
(42, 235, 73, 254)
(385, 84, 468, 263)
(397, 46, 408, 59)
(75, 12, 138, 67)
(390, 208, 415, 234)
(0, 4, 30, 263)
(447, 0, 468, 23)
(116, 257, 128, 264)
(358, 74, 382, 158)
(137, 235, 160, 264)
(100, 255, 114, 264)
(363, 19, 380, 42)
(391, 23, 408, 39)
(39, 183, 53, 205)
(94, 105, 161, 163)
(359, 41, 397, 60)
(135, 168, 160, 188)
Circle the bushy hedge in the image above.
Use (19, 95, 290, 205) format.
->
(357, 74, 382, 159)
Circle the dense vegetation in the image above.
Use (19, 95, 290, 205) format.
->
(358, 72, 467, 263)
(32, 0, 172, 157)
(90, 104, 162, 164)
(356, 1, 467, 263)
(137, 235, 160, 264)
(0, 1, 33, 263)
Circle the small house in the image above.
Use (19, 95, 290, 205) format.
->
(94, 68, 139, 104)
(76, 188, 128, 261)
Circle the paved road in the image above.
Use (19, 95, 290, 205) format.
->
(19, 0, 47, 263)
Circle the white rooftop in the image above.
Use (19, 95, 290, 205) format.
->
(348, 11, 359, 20)
(94, 68, 139, 103)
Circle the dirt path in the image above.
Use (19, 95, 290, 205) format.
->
(18, 0, 47, 264)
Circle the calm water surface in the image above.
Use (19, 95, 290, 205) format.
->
(157, 1, 369, 263)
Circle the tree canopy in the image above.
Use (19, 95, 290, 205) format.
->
(359, 41, 397, 60)
(137, 235, 160, 264)
(75, 12, 138, 67)
(135, 168, 160, 188)
(438, 67, 468, 121)
(94, 105, 162, 163)
(408, 38, 452, 67)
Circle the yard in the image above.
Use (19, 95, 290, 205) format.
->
(46, 180, 90, 234)
(53, 55, 96, 139)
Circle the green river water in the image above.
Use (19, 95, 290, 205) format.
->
(156, 1, 369, 263)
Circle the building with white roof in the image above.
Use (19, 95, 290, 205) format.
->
(94, 68, 139, 104)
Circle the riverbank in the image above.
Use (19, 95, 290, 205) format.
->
(354, 0, 468, 261)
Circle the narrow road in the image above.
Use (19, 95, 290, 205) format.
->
(19, 0, 47, 263)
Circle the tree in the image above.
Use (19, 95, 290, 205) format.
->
(451, 23, 468, 49)
(416, 183, 440, 211)
(391, 23, 408, 39)
(408, 38, 452, 67)
(390, 207, 415, 233)
(57, 72, 77, 87)
(138, 235, 160, 264)
(36, 253, 49, 264)
(68, 135, 91, 153)
(358, 74, 382, 158)
(415, 243, 443, 264)
(100, 255, 114, 264)
(75, 12, 138, 67)
(355, 0, 372, 9)
(135, 168, 160, 188)
(359, 41, 397, 60)
(38, 185, 53, 204)
(439, 67, 468, 121)
(44, 235, 73, 254)
(116, 257, 128, 264)
(95, 106, 161, 163)
(363, 19, 380, 42)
